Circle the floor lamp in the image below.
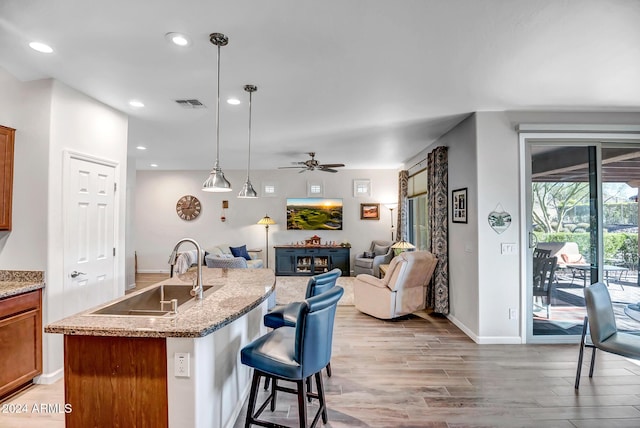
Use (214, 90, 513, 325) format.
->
(257, 215, 276, 268)
(385, 203, 398, 241)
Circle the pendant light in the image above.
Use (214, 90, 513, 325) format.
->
(202, 32, 232, 192)
(238, 84, 258, 198)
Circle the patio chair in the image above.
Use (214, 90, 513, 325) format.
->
(532, 256, 556, 318)
(574, 282, 640, 388)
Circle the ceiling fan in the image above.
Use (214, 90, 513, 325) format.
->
(278, 152, 345, 173)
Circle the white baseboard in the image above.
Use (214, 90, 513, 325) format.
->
(446, 314, 523, 344)
(34, 368, 63, 385)
(136, 269, 171, 274)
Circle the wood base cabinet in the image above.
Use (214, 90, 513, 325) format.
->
(275, 246, 350, 276)
(0, 289, 42, 399)
(64, 335, 168, 427)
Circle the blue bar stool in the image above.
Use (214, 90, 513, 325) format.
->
(263, 268, 341, 391)
(241, 286, 344, 428)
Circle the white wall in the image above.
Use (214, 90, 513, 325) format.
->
(449, 110, 640, 344)
(0, 68, 51, 270)
(135, 168, 398, 274)
(44, 81, 129, 379)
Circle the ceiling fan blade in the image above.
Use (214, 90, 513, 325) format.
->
(320, 168, 338, 173)
(319, 163, 345, 168)
(278, 166, 306, 169)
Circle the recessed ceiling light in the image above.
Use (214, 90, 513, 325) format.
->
(165, 32, 191, 47)
(136, 146, 147, 150)
(150, 163, 158, 168)
(29, 42, 53, 54)
(129, 100, 145, 108)
(227, 98, 241, 105)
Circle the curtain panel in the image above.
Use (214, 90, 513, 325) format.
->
(427, 146, 449, 314)
(397, 170, 409, 242)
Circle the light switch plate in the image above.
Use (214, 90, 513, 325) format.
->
(501, 243, 516, 255)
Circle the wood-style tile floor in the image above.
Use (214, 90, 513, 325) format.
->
(4, 281, 640, 427)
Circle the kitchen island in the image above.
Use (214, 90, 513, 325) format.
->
(45, 268, 275, 428)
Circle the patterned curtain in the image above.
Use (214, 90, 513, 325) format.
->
(427, 146, 449, 314)
(396, 170, 409, 242)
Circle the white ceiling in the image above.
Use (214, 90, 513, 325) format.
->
(1, 0, 639, 171)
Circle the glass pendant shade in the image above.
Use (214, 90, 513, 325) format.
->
(202, 32, 232, 192)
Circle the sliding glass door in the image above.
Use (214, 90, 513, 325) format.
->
(527, 141, 640, 342)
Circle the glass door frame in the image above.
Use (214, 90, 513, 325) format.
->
(519, 128, 640, 344)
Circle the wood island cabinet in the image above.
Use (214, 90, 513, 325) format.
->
(0, 125, 15, 231)
(0, 289, 42, 399)
(275, 246, 350, 276)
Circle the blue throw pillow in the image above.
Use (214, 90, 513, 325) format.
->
(230, 245, 252, 261)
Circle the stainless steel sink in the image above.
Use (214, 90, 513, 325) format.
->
(90, 284, 214, 316)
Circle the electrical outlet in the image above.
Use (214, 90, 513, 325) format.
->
(509, 308, 517, 320)
(174, 352, 190, 377)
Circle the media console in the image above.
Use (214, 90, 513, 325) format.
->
(274, 246, 350, 276)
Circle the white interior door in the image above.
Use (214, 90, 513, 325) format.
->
(63, 154, 117, 314)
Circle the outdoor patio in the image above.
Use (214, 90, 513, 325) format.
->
(533, 267, 640, 335)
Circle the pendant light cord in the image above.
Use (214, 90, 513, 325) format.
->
(215, 43, 221, 166)
(246, 89, 252, 179)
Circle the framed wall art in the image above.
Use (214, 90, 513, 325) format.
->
(360, 203, 380, 220)
(452, 188, 467, 223)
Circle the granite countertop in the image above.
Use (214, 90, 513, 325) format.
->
(45, 268, 275, 339)
(0, 270, 45, 299)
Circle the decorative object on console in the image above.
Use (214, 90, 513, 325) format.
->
(452, 187, 467, 223)
(360, 203, 380, 220)
(176, 195, 201, 221)
(202, 32, 232, 192)
(488, 203, 511, 234)
(278, 152, 345, 173)
(257, 214, 276, 268)
(286, 198, 343, 230)
(238, 84, 258, 198)
(391, 240, 416, 256)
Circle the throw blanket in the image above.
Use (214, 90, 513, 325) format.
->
(174, 250, 198, 274)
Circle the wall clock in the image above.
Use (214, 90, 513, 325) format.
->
(176, 195, 201, 221)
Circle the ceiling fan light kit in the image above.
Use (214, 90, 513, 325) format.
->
(278, 152, 345, 173)
(202, 32, 232, 192)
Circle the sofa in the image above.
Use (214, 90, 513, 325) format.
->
(204, 244, 264, 269)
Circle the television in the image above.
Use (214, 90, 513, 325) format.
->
(286, 198, 343, 230)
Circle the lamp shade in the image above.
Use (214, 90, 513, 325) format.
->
(238, 180, 258, 198)
(257, 215, 276, 226)
(391, 240, 415, 249)
(202, 166, 232, 192)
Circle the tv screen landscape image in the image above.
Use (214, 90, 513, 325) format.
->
(286, 198, 343, 230)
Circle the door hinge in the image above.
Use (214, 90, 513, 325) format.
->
(113, 247, 116, 257)
(114, 183, 117, 192)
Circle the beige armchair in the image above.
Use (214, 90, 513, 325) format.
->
(354, 251, 438, 319)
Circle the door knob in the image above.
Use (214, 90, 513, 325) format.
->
(70, 271, 86, 278)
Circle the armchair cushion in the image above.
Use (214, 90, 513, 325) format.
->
(373, 244, 390, 256)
